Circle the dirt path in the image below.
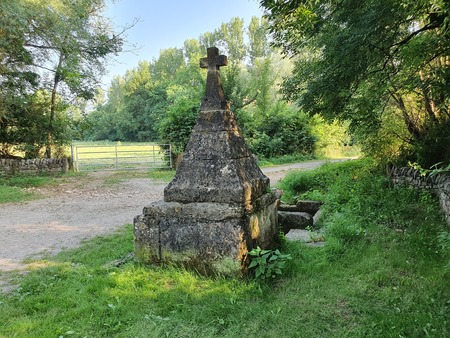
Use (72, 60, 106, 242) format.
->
(0, 159, 341, 272)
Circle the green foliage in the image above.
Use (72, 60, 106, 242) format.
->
(248, 246, 292, 280)
(261, 0, 450, 167)
(84, 16, 320, 160)
(218, 18, 246, 63)
(85, 64, 169, 143)
(279, 159, 449, 262)
(0, 90, 71, 158)
(0, 0, 126, 157)
(409, 161, 450, 177)
(248, 17, 271, 63)
(246, 103, 316, 158)
(157, 89, 201, 153)
(410, 118, 450, 168)
(257, 153, 315, 167)
(311, 115, 360, 159)
(277, 159, 370, 203)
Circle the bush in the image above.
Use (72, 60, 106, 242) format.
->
(412, 119, 450, 168)
(245, 103, 316, 159)
(157, 95, 200, 153)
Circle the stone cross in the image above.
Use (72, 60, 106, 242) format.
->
(200, 47, 228, 109)
(134, 46, 278, 277)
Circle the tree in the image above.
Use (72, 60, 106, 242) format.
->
(199, 31, 220, 53)
(248, 17, 271, 64)
(261, 0, 450, 166)
(150, 48, 185, 84)
(86, 16, 319, 160)
(0, 0, 128, 157)
(157, 86, 201, 153)
(218, 17, 246, 63)
(246, 102, 316, 158)
(0, 0, 38, 95)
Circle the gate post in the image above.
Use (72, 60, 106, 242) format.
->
(70, 144, 75, 172)
(115, 144, 118, 169)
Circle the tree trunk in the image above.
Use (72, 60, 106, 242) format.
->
(391, 93, 422, 139)
(45, 54, 63, 158)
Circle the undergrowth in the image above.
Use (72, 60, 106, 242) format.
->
(0, 159, 449, 337)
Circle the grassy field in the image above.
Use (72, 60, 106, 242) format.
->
(0, 159, 448, 337)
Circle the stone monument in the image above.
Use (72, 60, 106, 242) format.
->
(134, 47, 279, 276)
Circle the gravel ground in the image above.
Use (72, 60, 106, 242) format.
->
(0, 159, 341, 273)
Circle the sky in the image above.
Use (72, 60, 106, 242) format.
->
(102, 0, 265, 86)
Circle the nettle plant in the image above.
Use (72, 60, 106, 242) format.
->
(248, 246, 292, 280)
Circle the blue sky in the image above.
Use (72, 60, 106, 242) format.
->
(103, 0, 264, 86)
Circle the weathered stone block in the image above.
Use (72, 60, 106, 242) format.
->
(278, 211, 313, 234)
(164, 157, 268, 206)
(278, 200, 322, 215)
(295, 200, 323, 215)
(278, 203, 299, 212)
(134, 193, 278, 276)
(164, 108, 268, 206)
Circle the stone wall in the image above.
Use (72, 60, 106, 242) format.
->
(0, 158, 69, 176)
(390, 166, 450, 225)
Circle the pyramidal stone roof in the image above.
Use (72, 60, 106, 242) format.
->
(164, 47, 269, 208)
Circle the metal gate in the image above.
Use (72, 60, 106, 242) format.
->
(71, 143, 172, 172)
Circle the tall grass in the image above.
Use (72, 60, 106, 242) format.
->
(1, 159, 449, 337)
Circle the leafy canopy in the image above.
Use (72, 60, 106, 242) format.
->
(261, 0, 450, 166)
(0, 0, 128, 157)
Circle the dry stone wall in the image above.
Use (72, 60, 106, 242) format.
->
(390, 166, 450, 225)
(0, 158, 69, 176)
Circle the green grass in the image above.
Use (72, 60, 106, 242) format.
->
(276, 158, 370, 203)
(0, 175, 53, 203)
(0, 185, 35, 203)
(1, 160, 449, 337)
